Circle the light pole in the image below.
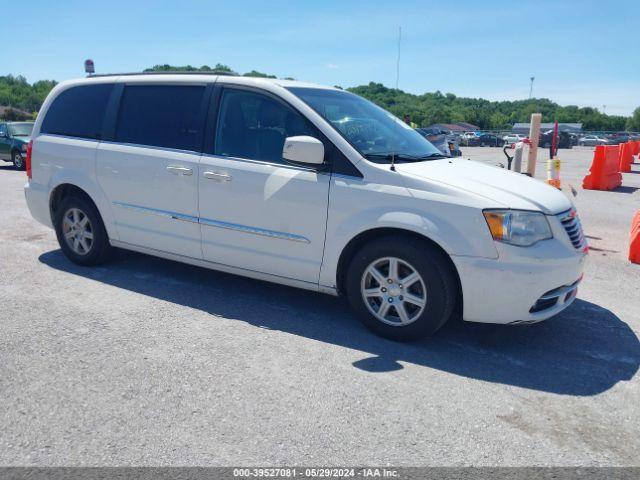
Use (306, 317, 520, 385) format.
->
(395, 26, 401, 90)
(529, 76, 535, 99)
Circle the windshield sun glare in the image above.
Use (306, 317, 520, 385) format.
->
(287, 87, 442, 163)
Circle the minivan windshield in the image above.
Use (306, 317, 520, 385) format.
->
(287, 87, 444, 163)
(8, 122, 33, 137)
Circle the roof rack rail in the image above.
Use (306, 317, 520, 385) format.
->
(87, 70, 237, 78)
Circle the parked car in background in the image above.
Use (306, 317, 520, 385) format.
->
(468, 133, 504, 147)
(444, 129, 463, 144)
(503, 133, 526, 146)
(461, 131, 480, 146)
(568, 133, 580, 146)
(577, 135, 609, 146)
(605, 132, 633, 145)
(416, 127, 462, 157)
(24, 73, 586, 341)
(539, 130, 572, 149)
(0, 121, 34, 170)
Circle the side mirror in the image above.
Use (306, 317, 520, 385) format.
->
(282, 136, 324, 166)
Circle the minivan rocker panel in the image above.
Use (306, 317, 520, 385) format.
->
(24, 74, 586, 341)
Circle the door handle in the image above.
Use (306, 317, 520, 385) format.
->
(166, 165, 193, 176)
(203, 171, 232, 181)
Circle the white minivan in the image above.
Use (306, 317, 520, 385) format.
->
(24, 73, 587, 341)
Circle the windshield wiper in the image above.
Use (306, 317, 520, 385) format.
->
(364, 152, 447, 162)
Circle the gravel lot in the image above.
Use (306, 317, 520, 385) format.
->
(0, 147, 639, 466)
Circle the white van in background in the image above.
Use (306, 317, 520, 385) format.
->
(24, 73, 587, 341)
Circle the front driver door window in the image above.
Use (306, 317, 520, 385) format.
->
(214, 88, 317, 164)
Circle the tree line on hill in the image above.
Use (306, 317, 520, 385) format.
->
(1, 65, 639, 132)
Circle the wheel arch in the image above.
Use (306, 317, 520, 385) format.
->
(335, 227, 462, 310)
(48, 183, 120, 243)
(46, 169, 118, 240)
(49, 183, 98, 218)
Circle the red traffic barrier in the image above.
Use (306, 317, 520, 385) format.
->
(630, 210, 640, 264)
(633, 140, 640, 157)
(582, 145, 622, 190)
(619, 142, 633, 173)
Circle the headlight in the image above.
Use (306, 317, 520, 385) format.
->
(483, 210, 552, 247)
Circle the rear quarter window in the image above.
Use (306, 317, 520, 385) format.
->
(40, 84, 113, 140)
(114, 85, 206, 151)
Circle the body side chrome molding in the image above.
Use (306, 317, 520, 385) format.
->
(113, 201, 199, 223)
(112, 201, 310, 244)
(198, 217, 309, 243)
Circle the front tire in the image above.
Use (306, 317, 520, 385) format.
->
(346, 237, 458, 341)
(12, 151, 25, 170)
(53, 195, 113, 266)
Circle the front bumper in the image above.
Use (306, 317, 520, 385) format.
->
(452, 236, 587, 325)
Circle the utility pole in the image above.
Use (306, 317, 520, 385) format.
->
(529, 76, 535, 99)
(395, 26, 401, 90)
(602, 105, 607, 115)
(527, 113, 542, 177)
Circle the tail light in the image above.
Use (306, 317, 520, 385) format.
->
(26, 140, 33, 180)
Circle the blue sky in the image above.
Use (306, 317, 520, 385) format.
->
(3, 0, 639, 115)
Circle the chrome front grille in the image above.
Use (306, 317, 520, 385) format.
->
(559, 209, 586, 250)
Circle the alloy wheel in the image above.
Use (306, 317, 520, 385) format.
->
(361, 256, 427, 326)
(62, 207, 94, 255)
(14, 153, 24, 169)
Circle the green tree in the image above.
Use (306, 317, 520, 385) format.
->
(0, 68, 636, 131)
(0, 75, 57, 114)
(626, 107, 640, 132)
(243, 70, 277, 78)
(213, 63, 234, 73)
(489, 112, 509, 129)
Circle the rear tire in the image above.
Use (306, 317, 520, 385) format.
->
(346, 236, 458, 342)
(53, 195, 113, 266)
(12, 151, 25, 170)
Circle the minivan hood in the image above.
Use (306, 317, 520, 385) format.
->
(397, 157, 572, 215)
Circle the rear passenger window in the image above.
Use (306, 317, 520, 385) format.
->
(115, 85, 206, 151)
(41, 84, 113, 140)
(215, 89, 317, 163)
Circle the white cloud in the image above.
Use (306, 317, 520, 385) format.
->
(326, 63, 340, 70)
